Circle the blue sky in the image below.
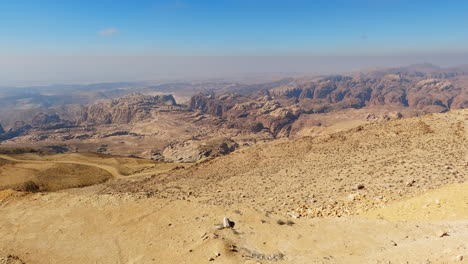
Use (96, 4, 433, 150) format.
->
(1, 0, 468, 85)
(1, 0, 468, 56)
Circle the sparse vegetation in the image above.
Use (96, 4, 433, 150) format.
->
(18, 181, 40, 193)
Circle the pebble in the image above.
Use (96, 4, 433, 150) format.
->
(406, 179, 415, 187)
(438, 231, 448, 237)
(348, 193, 358, 201)
(356, 184, 365, 190)
(456, 255, 463, 261)
(390, 240, 397, 246)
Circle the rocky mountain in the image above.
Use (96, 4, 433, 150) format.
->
(269, 66, 467, 113)
(0, 121, 31, 142)
(189, 93, 300, 136)
(79, 94, 178, 125)
(0, 123, 4, 134)
(187, 65, 467, 138)
(31, 113, 60, 126)
(0, 64, 466, 160)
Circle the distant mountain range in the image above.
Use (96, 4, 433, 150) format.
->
(0, 64, 466, 160)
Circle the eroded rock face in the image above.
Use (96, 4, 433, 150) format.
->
(186, 65, 466, 139)
(255, 107, 299, 135)
(32, 113, 61, 126)
(190, 93, 247, 118)
(0, 121, 31, 142)
(269, 70, 466, 113)
(1, 64, 466, 158)
(190, 94, 300, 136)
(79, 94, 178, 125)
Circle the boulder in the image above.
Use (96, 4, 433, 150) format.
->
(387, 111, 402, 120)
(223, 217, 235, 228)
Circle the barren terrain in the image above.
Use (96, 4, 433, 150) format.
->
(0, 109, 466, 263)
(0, 153, 191, 193)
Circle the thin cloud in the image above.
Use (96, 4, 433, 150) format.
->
(173, 0, 187, 8)
(98, 28, 118, 36)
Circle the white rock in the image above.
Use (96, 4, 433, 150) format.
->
(223, 217, 233, 228)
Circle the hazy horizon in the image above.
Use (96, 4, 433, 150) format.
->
(2, 0, 468, 86)
(1, 53, 468, 87)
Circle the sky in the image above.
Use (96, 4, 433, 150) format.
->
(1, 0, 468, 85)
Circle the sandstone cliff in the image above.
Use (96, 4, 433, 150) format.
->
(270, 74, 466, 113)
(79, 94, 177, 125)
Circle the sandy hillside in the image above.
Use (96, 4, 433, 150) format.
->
(106, 109, 467, 217)
(0, 153, 192, 192)
(0, 109, 466, 263)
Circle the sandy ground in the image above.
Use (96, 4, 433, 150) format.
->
(362, 183, 468, 222)
(0, 109, 466, 263)
(0, 190, 467, 263)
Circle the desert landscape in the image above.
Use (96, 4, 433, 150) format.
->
(0, 108, 466, 263)
(0, 64, 466, 161)
(2, 1, 468, 263)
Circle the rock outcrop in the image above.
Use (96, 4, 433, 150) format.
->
(161, 138, 239, 162)
(190, 93, 248, 118)
(0, 121, 31, 142)
(189, 93, 302, 136)
(80, 94, 178, 125)
(185, 65, 467, 139)
(269, 66, 467, 113)
(32, 113, 61, 126)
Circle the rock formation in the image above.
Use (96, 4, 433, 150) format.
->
(32, 113, 61, 126)
(161, 138, 239, 162)
(0, 121, 31, 142)
(79, 94, 178, 125)
(270, 74, 465, 113)
(0, 64, 466, 159)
